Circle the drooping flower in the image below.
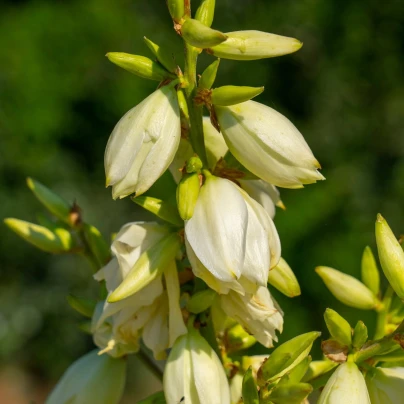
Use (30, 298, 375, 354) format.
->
(366, 366, 404, 404)
(105, 83, 181, 199)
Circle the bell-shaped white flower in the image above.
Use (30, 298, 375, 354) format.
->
(185, 175, 281, 295)
(215, 101, 324, 189)
(164, 328, 231, 404)
(46, 350, 126, 404)
(220, 286, 283, 348)
(105, 83, 181, 199)
(318, 362, 371, 404)
(366, 366, 404, 404)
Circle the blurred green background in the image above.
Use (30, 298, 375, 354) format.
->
(1, 0, 403, 402)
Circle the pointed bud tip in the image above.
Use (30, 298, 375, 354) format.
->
(26, 177, 34, 189)
(277, 201, 286, 210)
(376, 213, 384, 223)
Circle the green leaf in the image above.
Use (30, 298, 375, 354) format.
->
(83, 223, 111, 267)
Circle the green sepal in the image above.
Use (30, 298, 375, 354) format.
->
(269, 383, 313, 404)
(83, 223, 111, 267)
(186, 289, 216, 314)
(132, 195, 183, 227)
(226, 324, 256, 352)
(352, 320, 368, 349)
(257, 331, 321, 385)
(324, 308, 352, 347)
(195, 0, 216, 27)
(138, 391, 166, 404)
(167, 0, 185, 22)
(106, 53, 174, 81)
(176, 172, 200, 220)
(27, 177, 71, 224)
(198, 59, 220, 90)
(211, 85, 264, 106)
(67, 294, 96, 318)
(143, 37, 177, 73)
(108, 233, 181, 302)
(361, 246, 380, 296)
(181, 19, 227, 49)
(242, 367, 259, 404)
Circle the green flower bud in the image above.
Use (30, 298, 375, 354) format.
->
(315, 266, 380, 310)
(257, 331, 321, 384)
(27, 178, 71, 224)
(324, 308, 352, 347)
(270, 383, 313, 404)
(226, 324, 257, 352)
(82, 223, 111, 267)
(352, 320, 368, 349)
(198, 59, 220, 90)
(4, 218, 73, 253)
(67, 294, 96, 318)
(176, 172, 200, 220)
(167, 0, 185, 22)
(181, 19, 227, 49)
(285, 356, 312, 384)
(242, 367, 259, 404)
(211, 85, 264, 106)
(138, 391, 166, 404)
(108, 232, 181, 302)
(302, 360, 338, 382)
(268, 257, 301, 298)
(132, 195, 183, 227)
(195, 0, 216, 28)
(207, 30, 302, 61)
(143, 37, 178, 73)
(361, 246, 380, 296)
(375, 214, 404, 299)
(186, 156, 203, 173)
(187, 289, 216, 314)
(106, 52, 174, 81)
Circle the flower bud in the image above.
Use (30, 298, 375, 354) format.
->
(315, 266, 379, 310)
(318, 362, 370, 404)
(176, 172, 200, 220)
(242, 367, 259, 404)
(83, 223, 111, 267)
(105, 84, 181, 199)
(186, 289, 216, 314)
(361, 246, 380, 296)
(366, 366, 404, 404)
(257, 331, 321, 384)
(132, 196, 183, 226)
(195, 0, 216, 27)
(216, 101, 324, 188)
(143, 37, 178, 73)
(226, 324, 257, 352)
(67, 294, 96, 318)
(324, 308, 352, 347)
(203, 117, 228, 168)
(167, 0, 185, 22)
(286, 355, 312, 384)
(302, 360, 337, 382)
(269, 383, 313, 404)
(352, 321, 368, 349)
(186, 156, 203, 173)
(106, 52, 173, 81)
(211, 85, 264, 106)
(181, 18, 227, 48)
(46, 350, 126, 404)
(198, 59, 220, 90)
(207, 30, 302, 60)
(375, 214, 404, 299)
(267, 257, 301, 297)
(164, 329, 231, 404)
(4, 218, 73, 253)
(26, 178, 71, 223)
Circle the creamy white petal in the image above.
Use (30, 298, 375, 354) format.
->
(366, 367, 404, 404)
(169, 138, 194, 183)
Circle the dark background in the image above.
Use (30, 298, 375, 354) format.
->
(1, 0, 403, 401)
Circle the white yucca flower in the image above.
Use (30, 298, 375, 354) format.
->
(105, 83, 181, 199)
(46, 350, 126, 404)
(164, 328, 231, 404)
(366, 366, 404, 404)
(220, 286, 283, 347)
(215, 101, 324, 189)
(185, 175, 281, 295)
(318, 362, 371, 404)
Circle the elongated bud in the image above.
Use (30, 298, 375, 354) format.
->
(176, 172, 200, 220)
(361, 246, 380, 296)
(106, 53, 174, 81)
(138, 391, 166, 404)
(242, 367, 259, 404)
(177, 88, 190, 119)
(315, 266, 380, 310)
(4, 218, 73, 253)
(257, 331, 321, 384)
(226, 324, 257, 352)
(211, 85, 264, 106)
(270, 383, 313, 404)
(108, 233, 181, 302)
(27, 178, 71, 224)
(195, 0, 216, 27)
(186, 156, 203, 173)
(187, 289, 216, 313)
(268, 257, 301, 297)
(132, 196, 183, 227)
(67, 294, 96, 318)
(198, 59, 220, 90)
(83, 223, 111, 267)
(207, 30, 302, 60)
(352, 321, 368, 349)
(285, 356, 312, 384)
(143, 37, 177, 73)
(324, 308, 352, 347)
(181, 19, 227, 48)
(167, 0, 185, 22)
(302, 360, 338, 382)
(375, 214, 404, 299)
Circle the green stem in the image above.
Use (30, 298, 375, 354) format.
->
(137, 346, 164, 382)
(374, 286, 394, 340)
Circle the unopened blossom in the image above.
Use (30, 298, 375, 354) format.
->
(105, 83, 181, 199)
(366, 366, 404, 404)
